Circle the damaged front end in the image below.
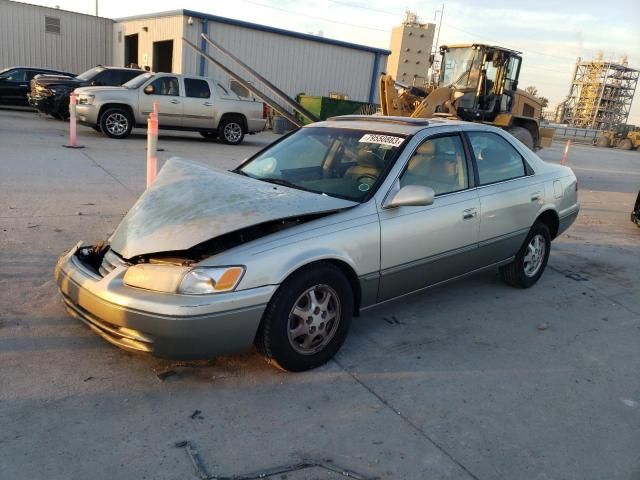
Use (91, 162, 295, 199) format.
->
(54, 158, 356, 359)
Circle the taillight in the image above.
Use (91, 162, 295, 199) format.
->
(262, 103, 269, 119)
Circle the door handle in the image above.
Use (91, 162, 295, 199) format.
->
(530, 192, 542, 202)
(462, 208, 477, 220)
(170, 99, 180, 104)
(203, 102, 214, 106)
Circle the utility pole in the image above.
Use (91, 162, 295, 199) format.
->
(95, 0, 98, 16)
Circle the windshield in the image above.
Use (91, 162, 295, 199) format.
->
(124, 73, 155, 89)
(440, 48, 482, 89)
(239, 127, 407, 202)
(76, 67, 105, 81)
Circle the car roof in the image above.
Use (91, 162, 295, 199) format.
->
(8, 66, 71, 73)
(309, 115, 466, 135)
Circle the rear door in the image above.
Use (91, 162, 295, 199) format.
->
(181, 78, 215, 129)
(466, 130, 544, 264)
(377, 131, 481, 301)
(138, 75, 183, 127)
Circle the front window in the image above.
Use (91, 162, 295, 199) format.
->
(440, 48, 482, 89)
(124, 73, 154, 89)
(400, 135, 469, 195)
(75, 67, 105, 81)
(239, 127, 408, 202)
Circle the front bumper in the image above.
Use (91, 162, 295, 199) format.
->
(75, 104, 100, 126)
(29, 92, 68, 116)
(54, 244, 276, 359)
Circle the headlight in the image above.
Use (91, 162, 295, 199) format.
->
(123, 265, 244, 295)
(77, 95, 95, 105)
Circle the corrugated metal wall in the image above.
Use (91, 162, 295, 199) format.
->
(181, 17, 386, 103)
(113, 15, 184, 73)
(0, 0, 112, 74)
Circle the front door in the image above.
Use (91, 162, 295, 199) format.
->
(466, 130, 544, 264)
(181, 78, 215, 129)
(0, 69, 29, 105)
(378, 133, 481, 301)
(138, 75, 183, 127)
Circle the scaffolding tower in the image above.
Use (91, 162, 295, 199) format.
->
(563, 55, 638, 130)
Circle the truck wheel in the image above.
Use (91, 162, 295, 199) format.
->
(506, 126, 534, 150)
(255, 262, 353, 372)
(618, 139, 633, 150)
(100, 108, 133, 139)
(200, 131, 217, 140)
(219, 116, 245, 145)
(596, 136, 611, 148)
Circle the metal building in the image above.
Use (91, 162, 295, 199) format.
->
(563, 54, 639, 130)
(0, 0, 113, 74)
(113, 9, 389, 103)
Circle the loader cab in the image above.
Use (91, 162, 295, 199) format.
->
(439, 44, 522, 122)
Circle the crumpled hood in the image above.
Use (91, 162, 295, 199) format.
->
(33, 75, 84, 88)
(109, 158, 357, 259)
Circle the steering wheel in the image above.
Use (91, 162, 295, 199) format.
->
(356, 174, 378, 185)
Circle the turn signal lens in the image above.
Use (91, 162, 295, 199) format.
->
(178, 267, 245, 294)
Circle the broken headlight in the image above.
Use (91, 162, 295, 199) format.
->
(123, 265, 244, 294)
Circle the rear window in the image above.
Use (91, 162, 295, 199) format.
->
(184, 78, 211, 98)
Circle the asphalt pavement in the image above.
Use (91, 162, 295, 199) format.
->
(1, 110, 639, 480)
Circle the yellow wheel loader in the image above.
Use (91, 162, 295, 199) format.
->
(596, 129, 640, 150)
(380, 44, 550, 150)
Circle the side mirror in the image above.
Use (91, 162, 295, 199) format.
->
(144, 84, 155, 95)
(385, 185, 435, 208)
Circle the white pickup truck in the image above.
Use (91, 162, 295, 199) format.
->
(74, 73, 266, 144)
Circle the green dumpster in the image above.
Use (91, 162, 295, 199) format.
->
(295, 95, 378, 125)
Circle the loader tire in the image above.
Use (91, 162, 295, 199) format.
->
(506, 126, 534, 150)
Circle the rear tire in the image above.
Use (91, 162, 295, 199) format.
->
(199, 131, 217, 140)
(100, 107, 133, 139)
(500, 222, 551, 289)
(255, 262, 353, 372)
(506, 126, 534, 150)
(219, 116, 245, 145)
(618, 138, 633, 150)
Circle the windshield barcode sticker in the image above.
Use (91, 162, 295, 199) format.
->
(359, 134, 404, 147)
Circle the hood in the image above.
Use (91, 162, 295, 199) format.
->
(33, 75, 84, 88)
(75, 86, 128, 95)
(109, 158, 357, 259)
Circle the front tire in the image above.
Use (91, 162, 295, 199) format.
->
(500, 222, 551, 288)
(618, 138, 633, 150)
(100, 108, 133, 139)
(219, 116, 245, 145)
(256, 263, 353, 372)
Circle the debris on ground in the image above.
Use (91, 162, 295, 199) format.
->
(537, 322, 549, 331)
(174, 440, 371, 479)
(190, 410, 204, 420)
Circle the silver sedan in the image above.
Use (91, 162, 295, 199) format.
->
(54, 116, 579, 371)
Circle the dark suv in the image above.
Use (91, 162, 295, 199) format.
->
(29, 66, 144, 119)
(0, 66, 74, 106)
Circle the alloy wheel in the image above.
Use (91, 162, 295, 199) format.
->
(105, 113, 128, 136)
(523, 233, 546, 277)
(287, 284, 342, 355)
(223, 122, 242, 143)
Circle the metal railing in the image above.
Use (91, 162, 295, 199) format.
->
(545, 124, 600, 143)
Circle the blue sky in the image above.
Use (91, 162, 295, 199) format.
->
(28, 0, 640, 123)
